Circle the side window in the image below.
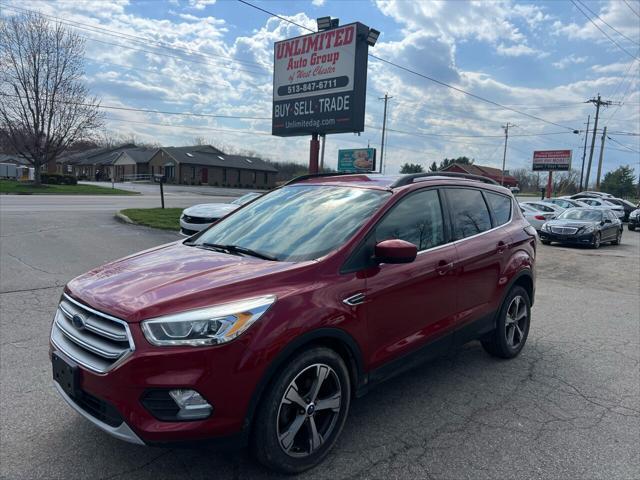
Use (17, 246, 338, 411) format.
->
(447, 188, 492, 239)
(485, 192, 512, 225)
(375, 189, 445, 250)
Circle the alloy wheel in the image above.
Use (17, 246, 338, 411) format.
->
(593, 233, 601, 249)
(276, 364, 342, 458)
(505, 295, 528, 349)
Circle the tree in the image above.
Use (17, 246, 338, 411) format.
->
(429, 161, 438, 172)
(400, 163, 424, 174)
(0, 13, 103, 184)
(600, 165, 636, 198)
(439, 156, 473, 170)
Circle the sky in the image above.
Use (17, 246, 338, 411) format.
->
(1, 0, 639, 179)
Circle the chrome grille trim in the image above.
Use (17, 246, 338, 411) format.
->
(51, 294, 135, 374)
(550, 226, 578, 235)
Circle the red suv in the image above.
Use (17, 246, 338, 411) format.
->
(50, 172, 536, 473)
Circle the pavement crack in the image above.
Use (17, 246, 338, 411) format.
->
(6, 252, 59, 274)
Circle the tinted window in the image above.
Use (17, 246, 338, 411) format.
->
(195, 185, 389, 262)
(448, 189, 492, 239)
(375, 189, 445, 250)
(558, 209, 602, 221)
(485, 192, 512, 226)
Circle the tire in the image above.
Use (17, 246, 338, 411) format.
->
(541, 240, 551, 245)
(592, 232, 601, 249)
(611, 229, 622, 245)
(629, 225, 636, 231)
(251, 347, 351, 474)
(481, 286, 531, 359)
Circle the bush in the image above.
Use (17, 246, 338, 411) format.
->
(41, 173, 77, 185)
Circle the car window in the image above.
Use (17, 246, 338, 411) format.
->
(375, 189, 445, 250)
(558, 209, 602, 221)
(528, 202, 553, 212)
(485, 192, 512, 226)
(447, 188, 492, 239)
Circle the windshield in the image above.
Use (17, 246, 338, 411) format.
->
(194, 185, 390, 261)
(231, 192, 261, 205)
(558, 209, 602, 221)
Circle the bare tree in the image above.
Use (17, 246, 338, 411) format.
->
(0, 13, 103, 184)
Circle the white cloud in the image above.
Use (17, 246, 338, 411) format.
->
(590, 60, 637, 74)
(311, 0, 326, 6)
(496, 43, 543, 57)
(187, 0, 216, 11)
(552, 54, 588, 69)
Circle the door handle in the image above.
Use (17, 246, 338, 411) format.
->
(436, 260, 454, 276)
(496, 241, 507, 254)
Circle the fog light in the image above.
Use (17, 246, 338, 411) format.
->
(169, 389, 213, 420)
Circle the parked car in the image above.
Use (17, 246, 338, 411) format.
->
(577, 197, 625, 219)
(628, 207, 640, 231)
(600, 198, 637, 222)
(179, 192, 262, 235)
(520, 203, 556, 231)
(542, 197, 589, 209)
(50, 172, 537, 473)
(570, 191, 614, 199)
(521, 201, 565, 215)
(539, 208, 622, 248)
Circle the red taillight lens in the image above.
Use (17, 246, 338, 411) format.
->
(534, 215, 546, 220)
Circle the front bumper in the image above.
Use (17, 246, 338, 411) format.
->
(50, 323, 264, 446)
(629, 216, 639, 228)
(179, 218, 213, 236)
(538, 230, 595, 245)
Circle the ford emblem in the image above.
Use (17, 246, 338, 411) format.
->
(71, 314, 86, 330)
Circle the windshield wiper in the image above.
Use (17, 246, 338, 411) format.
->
(224, 245, 278, 261)
(196, 242, 277, 261)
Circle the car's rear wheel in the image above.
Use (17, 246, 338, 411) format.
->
(629, 224, 636, 231)
(541, 240, 551, 245)
(612, 229, 622, 245)
(481, 286, 531, 359)
(252, 347, 351, 474)
(592, 232, 601, 249)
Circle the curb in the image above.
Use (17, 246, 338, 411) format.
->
(114, 211, 134, 224)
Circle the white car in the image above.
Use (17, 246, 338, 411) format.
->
(542, 198, 589, 210)
(180, 192, 262, 236)
(519, 203, 556, 231)
(521, 200, 565, 215)
(576, 197, 625, 219)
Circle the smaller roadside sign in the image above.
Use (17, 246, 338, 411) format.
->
(338, 148, 376, 173)
(532, 150, 572, 171)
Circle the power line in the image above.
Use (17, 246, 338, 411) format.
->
(576, 0, 640, 46)
(623, 0, 640, 18)
(236, 0, 579, 131)
(570, 0, 640, 60)
(606, 135, 640, 154)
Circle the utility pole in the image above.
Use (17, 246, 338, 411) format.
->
(579, 115, 590, 191)
(595, 126, 607, 190)
(585, 94, 613, 189)
(501, 123, 514, 186)
(379, 93, 392, 174)
(319, 134, 326, 171)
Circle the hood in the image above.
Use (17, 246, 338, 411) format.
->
(66, 242, 306, 322)
(545, 219, 597, 228)
(183, 203, 237, 218)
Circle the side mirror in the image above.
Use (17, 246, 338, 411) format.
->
(374, 239, 417, 264)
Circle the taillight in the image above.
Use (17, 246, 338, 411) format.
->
(534, 215, 546, 220)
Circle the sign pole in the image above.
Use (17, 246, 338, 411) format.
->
(309, 133, 320, 174)
(546, 171, 553, 199)
(320, 134, 326, 171)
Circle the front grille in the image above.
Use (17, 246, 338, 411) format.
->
(182, 215, 215, 224)
(73, 389, 124, 427)
(550, 226, 578, 235)
(51, 294, 135, 373)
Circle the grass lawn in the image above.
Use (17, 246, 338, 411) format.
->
(121, 208, 182, 231)
(0, 179, 137, 195)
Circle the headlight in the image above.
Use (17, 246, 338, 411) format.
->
(141, 295, 276, 346)
(581, 224, 595, 233)
(541, 223, 549, 231)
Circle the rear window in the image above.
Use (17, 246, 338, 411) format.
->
(447, 188, 492, 239)
(485, 192, 512, 226)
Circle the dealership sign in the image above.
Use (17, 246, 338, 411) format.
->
(532, 150, 572, 171)
(338, 148, 376, 172)
(272, 23, 369, 137)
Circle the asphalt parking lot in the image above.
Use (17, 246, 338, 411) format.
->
(1, 198, 639, 480)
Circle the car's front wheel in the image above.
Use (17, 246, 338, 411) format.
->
(612, 229, 622, 245)
(592, 232, 601, 249)
(252, 347, 351, 474)
(482, 286, 531, 359)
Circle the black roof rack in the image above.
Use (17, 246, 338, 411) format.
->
(283, 172, 364, 186)
(390, 172, 500, 188)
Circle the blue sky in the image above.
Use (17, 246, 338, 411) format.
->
(2, 0, 638, 180)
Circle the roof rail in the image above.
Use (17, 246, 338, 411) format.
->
(390, 172, 500, 188)
(283, 172, 360, 186)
